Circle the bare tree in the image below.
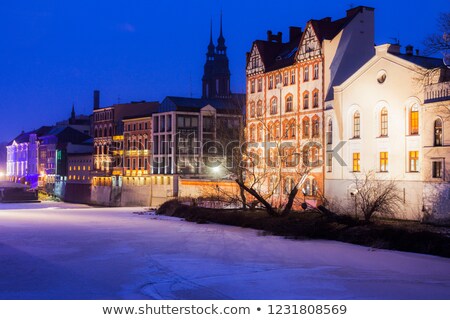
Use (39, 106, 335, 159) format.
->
(352, 172, 403, 222)
(423, 12, 450, 57)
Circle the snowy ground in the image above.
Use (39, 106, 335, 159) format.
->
(0, 202, 449, 300)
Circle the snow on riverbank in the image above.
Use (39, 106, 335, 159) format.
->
(0, 202, 449, 299)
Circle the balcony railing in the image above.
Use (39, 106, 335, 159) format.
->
(424, 81, 450, 103)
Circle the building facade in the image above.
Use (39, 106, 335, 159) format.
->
(245, 6, 375, 206)
(325, 43, 450, 219)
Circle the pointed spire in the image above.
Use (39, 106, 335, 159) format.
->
(217, 10, 226, 54)
(71, 103, 75, 119)
(207, 18, 215, 58)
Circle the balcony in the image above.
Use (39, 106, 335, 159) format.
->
(424, 81, 450, 103)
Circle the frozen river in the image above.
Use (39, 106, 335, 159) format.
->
(0, 202, 449, 299)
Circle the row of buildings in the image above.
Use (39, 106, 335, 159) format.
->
(5, 6, 450, 219)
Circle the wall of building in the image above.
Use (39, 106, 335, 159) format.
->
(65, 183, 91, 204)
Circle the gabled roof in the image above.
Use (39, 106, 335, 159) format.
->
(41, 126, 92, 144)
(250, 36, 302, 73)
(8, 126, 53, 145)
(310, 6, 373, 42)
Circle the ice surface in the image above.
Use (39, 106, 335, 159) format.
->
(0, 202, 449, 299)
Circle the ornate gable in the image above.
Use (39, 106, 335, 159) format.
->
(246, 44, 264, 75)
(297, 23, 321, 61)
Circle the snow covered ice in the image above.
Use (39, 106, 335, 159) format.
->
(0, 202, 449, 299)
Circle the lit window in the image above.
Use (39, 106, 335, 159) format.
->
(257, 78, 262, 92)
(380, 152, 388, 172)
(409, 151, 419, 172)
(283, 71, 288, 86)
(380, 108, 388, 136)
(269, 75, 273, 89)
(250, 80, 255, 93)
(353, 153, 360, 172)
(312, 118, 320, 137)
(290, 70, 296, 84)
(410, 105, 419, 135)
(249, 102, 255, 118)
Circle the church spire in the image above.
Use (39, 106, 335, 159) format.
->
(207, 18, 215, 59)
(216, 11, 226, 55)
(71, 104, 75, 119)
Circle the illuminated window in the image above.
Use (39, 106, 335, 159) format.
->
(269, 75, 273, 89)
(257, 78, 262, 92)
(380, 108, 388, 136)
(409, 151, 419, 172)
(250, 80, 255, 93)
(352, 153, 360, 172)
(353, 111, 360, 138)
(290, 70, 296, 84)
(434, 119, 443, 146)
(380, 152, 388, 172)
(285, 95, 293, 112)
(410, 105, 419, 135)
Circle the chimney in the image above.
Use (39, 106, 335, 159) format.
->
(267, 30, 282, 43)
(405, 45, 413, 55)
(93, 90, 100, 110)
(289, 26, 302, 42)
(387, 43, 401, 54)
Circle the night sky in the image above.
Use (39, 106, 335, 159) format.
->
(0, 0, 447, 142)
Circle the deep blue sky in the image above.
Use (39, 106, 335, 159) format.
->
(0, 0, 447, 142)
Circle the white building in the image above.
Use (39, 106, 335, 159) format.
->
(325, 43, 450, 220)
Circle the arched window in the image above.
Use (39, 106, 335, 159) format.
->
(312, 117, 320, 137)
(109, 125, 112, 136)
(380, 108, 388, 137)
(353, 111, 360, 138)
(274, 121, 280, 139)
(270, 98, 278, 114)
(249, 125, 256, 142)
(257, 123, 263, 142)
(303, 91, 309, 109)
(303, 179, 311, 196)
(285, 95, 293, 112)
(312, 179, 318, 196)
(410, 105, 419, 135)
(256, 100, 263, 117)
(313, 90, 319, 108)
(327, 118, 333, 145)
(289, 120, 296, 138)
(282, 120, 289, 138)
(284, 177, 294, 194)
(249, 102, 255, 118)
(104, 127, 107, 137)
(267, 122, 273, 141)
(302, 117, 310, 138)
(94, 127, 98, 138)
(434, 118, 443, 146)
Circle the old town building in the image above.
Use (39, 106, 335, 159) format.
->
(245, 6, 375, 206)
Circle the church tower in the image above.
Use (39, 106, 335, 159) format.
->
(202, 13, 231, 99)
